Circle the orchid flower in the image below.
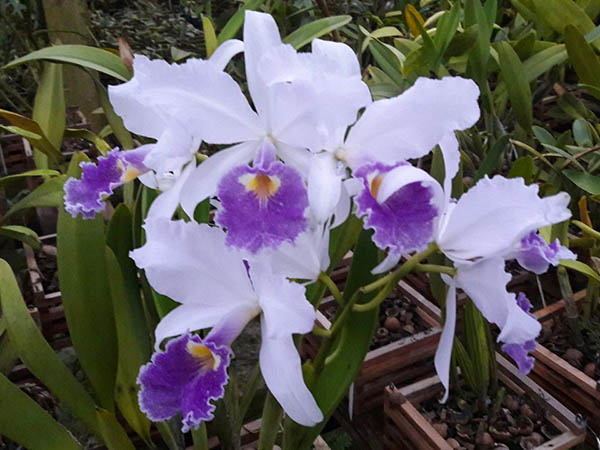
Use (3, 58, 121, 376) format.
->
(63, 40, 244, 219)
(130, 218, 323, 428)
(433, 174, 574, 400)
(306, 77, 480, 224)
(178, 11, 371, 217)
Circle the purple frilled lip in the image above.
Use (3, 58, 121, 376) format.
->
(215, 143, 308, 253)
(501, 293, 537, 374)
(137, 333, 231, 432)
(64, 147, 150, 219)
(515, 231, 576, 275)
(354, 162, 439, 256)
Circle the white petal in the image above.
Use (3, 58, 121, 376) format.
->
(259, 328, 323, 426)
(308, 152, 342, 224)
(111, 56, 263, 144)
(142, 119, 197, 174)
(154, 303, 232, 350)
(138, 171, 158, 189)
(250, 260, 315, 337)
(434, 274, 456, 403)
(455, 258, 540, 344)
(147, 162, 196, 219)
(331, 182, 351, 229)
(312, 39, 362, 78)
(439, 133, 460, 204)
(276, 141, 312, 177)
(180, 140, 260, 217)
(261, 226, 330, 281)
(376, 164, 444, 209)
(206, 302, 259, 347)
(371, 253, 401, 274)
(438, 175, 571, 263)
(244, 11, 282, 121)
(343, 77, 480, 168)
(131, 219, 256, 307)
(209, 39, 244, 71)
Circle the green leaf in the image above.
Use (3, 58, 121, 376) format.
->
(465, 0, 493, 83)
(433, 4, 461, 58)
(202, 15, 218, 57)
(563, 169, 600, 194)
(508, 156, 535, 183)
(560, 259, 600, 283)
(533, 0, 596, 36)
(532, 126, 556, 146)
(94, 80, 134, 149)
(0, 169, 60, 187)
(283, 16, 352, 50)
(564, 24, 600, 89)
(64, 128, 111, 155)
(0, 372, 82, 450)
(4, 45, 131, 82)
(283, 230, 380, 449)
(217, 0, 263, 44)
(0, 109, 62, 163)
(573, 118, 594, 147)
(405, 4, 425, 38)
(106, 205, 152, 444)
(0, 225, 40, 248)
(1, 175, 66, 224)
(496, 42, 532, 131)
(462, 300, 490, 396)
(368, 39, 404, 87)
(57, 154, 118, 411)
(0, 259, 134, 449)
(474, 135, 509, 181)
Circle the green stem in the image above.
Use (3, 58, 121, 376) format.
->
(257, 392, 282, 450)
(573, 220, 600, 241)
(414, 264, 456, 276)
(234, 364, 263, 432)
(312, 326, 332, 338)
(557, 266, 583, 346)
(318, 272, 344, 306)
(192, 424, 208, 450)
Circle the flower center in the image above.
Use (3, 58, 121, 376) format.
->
(369, 174, 385, 200)
(186, 341, 221, 372)
(239, 173, 281, 201)
(117, 159, 142, 183)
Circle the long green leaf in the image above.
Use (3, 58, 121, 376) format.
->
(563, 169, 600, 194)
(106, 205, 152, 444)
(94, 80, 134, 149)
(0, 169, 60, 187)
(202, 15, 218, 57)
(533, 0, 595, 35)
(560, 259, 600, 283)
(283, 16, 352, 50)
(496, 42, 532, 131)
(0, 372, 82, 450)
(32, 62, 65, 169)
(57, 153, 118, 411)
(3, 45, 131, 81)
(1, 175, 66, 224)
(0, 225, 40, 248)
(564, 25, 600, 89)
(217, 0, 263, 44)
(63, 128, 111, 155)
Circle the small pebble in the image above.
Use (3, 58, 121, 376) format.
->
(475, 432, 493, 446)
(519, 404, 535, 419)
(384, 316, 401, 332)
(584, 362, 596, 378)
(563, 348, 584, 367)
(433, 422, 448, 438)
(402, 324, 415, 334)
(447, 438, 461, 449)
(503, 395, 519, 412)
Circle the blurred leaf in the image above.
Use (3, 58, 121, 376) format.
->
(57, 153, 118, 411)
(563, 169, 600, 194)
(0, 169, 60, 187)
(465, 0, 494, 83)
(508, 156, 535, 183)
(368, 39, 404, 86)
(217, 0, 263, 44)
(63, 128, 111, 155)
(496, 42, 532, 131)
(0, 225, 39, 248)
(557, 92, 594, 120)
(405, 4, 425, 37)
(0, 372, 82, 450)
(32, 63, 65, 169)
(0, 109, 62, 163)
(360, 26, 402, 53)
(541, 143, 586, 171)
(560, 259, 600, 282)
(433, 4, 461, 58)
(573, 119, 594, 147)
(474, 135, 510, 181)
(284, 16, 352, 50)
(564, 25, 600, 89)
(1, 176, 66, 223)
(94, 80, 134, 149)
(3, 45, 131, 81)
(202, 15, 217, 57)
(445, 25, 479, 57)
(508, 0, 537, 21)
(532, 126, 556, 146)
(533, 0, 596, 38)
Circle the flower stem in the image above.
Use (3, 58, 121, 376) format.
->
(414, 264, 456, 276)
(318, 272, 344, 306)
(257, 392, 282, 450)
(191, 424, 208, 450)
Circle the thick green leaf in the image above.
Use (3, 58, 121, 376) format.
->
(532, 126, 556, 146)
(217, 0, 263, 44)
(283, 230, 380, 449)
(433, 4, 461, 60)
(0, 109, 62, 163)
(1, 175, 66, 223)
(32, 62, 65, 169)
(0, 259, 133, 449)
(368, 39, 404, 86)
(474, 135, 509, 181)
(57, 154, 118, 411)
(202, 15, 218, 57)
(94, 80, 134, 149)
(64, 128, 111, 155)
(4, 45, 131, 82)
(573, 119, 594, 147)
(106, 205, 152, 444)
(563, 169, 600, 194)
(283, 16, 352, 50)
(462, 300, 490, 396)
(508, 156, 535, 183)
(564, 25, 600, 89)
(496, 42, 532, 131)
(0, 169, 60, 187)
(0, 225, 40, 248)
(533, 0, 595, 36)
(465, 0, 493, 83)
(0, 372, 82, 450)
(560, 259, 600, 283)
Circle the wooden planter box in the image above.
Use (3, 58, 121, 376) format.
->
(303, 280, 442, 417)
(384, 353, 586, 450)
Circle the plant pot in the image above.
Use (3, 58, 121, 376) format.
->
(303, 280, 442, 418)
(383, 353, 586, 450)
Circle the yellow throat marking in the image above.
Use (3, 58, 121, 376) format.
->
(239, 173, 281, 201)
(369, 173, 385, 200)
(117, 160, 141, 182)
(186, 341, 221, 371)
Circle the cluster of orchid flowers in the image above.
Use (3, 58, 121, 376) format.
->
(63, 11, 576, 431)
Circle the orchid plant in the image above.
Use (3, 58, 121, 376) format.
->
(49, 9, 578, 449)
